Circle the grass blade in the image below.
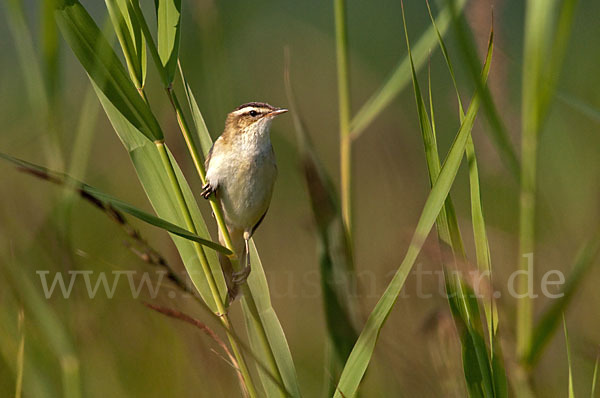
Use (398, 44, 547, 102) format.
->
(349, 0, 466, 139)
(105, 0, 147, 89)
(538, 0, 580, 123)
(54, 0, 163, 141)
(0, 152, 230, 254)
(563, 316, 575, 398)
(15, 308, 24, 398)
(242, 244, 302, 397)
(426, 0, 499, 345)
(592, 355, 599, 398)
(155, 0, 181, 84)
(406, 5, 503, 395)
(41, 0, 60, 100)
(447, 0, 520, 180)
(179, 64, 214, 158)
(334, 19, 493, 397)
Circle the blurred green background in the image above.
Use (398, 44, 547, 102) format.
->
(1, 0, 599, 396)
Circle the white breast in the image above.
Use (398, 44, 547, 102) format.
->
(206, 132, 277, 233)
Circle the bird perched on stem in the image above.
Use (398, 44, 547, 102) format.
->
(201, 102, 287, 302)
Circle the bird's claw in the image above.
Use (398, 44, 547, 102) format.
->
(201, 183, 215, 199)
(232, 266, 251, 285)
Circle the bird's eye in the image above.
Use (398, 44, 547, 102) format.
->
(249, 110, 258, 117)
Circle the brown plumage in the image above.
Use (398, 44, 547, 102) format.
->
(202, 102, 287, 303)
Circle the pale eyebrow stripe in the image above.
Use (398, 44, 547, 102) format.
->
(232, 106, 261, 116)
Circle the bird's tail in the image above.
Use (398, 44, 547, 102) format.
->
(218, 226, 245, 302)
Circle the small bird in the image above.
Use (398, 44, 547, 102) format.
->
(201, 102, 287, 302)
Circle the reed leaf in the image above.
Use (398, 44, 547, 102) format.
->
(334, 16, 493, 397)
(54, 0, 162, 141)
(349, 0, 466, 139)
(0, 152, 230, 254)
(155, 0, 181, 84)
(426, 0, 500, 347)
(179, 65, 213, 158)
(563, 316, 575, 398)
(15, 308, 24, 398)
(241, 244, 302, 397)
(41, 0, 60, 100)
(406, 5, 504, 395)
(592, 355, 599, 398)
(105, 0, 146, 89)
(447, 0, 519, 180)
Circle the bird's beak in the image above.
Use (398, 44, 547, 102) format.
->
(266, 108, 288, 118)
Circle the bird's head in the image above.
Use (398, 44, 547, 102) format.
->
(224, 102, 288, 138)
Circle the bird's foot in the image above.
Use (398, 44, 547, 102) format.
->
(200, 182, 215, 199)
(232, 265, 251, 285)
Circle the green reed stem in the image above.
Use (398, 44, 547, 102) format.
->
(154, 140, 257, 398)
(15, 308, 24, 398)
(517, 0, 550, 359)
(334, 0, 353, 239)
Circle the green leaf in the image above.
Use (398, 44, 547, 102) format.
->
(155, 0, 181, 84)
(447, 0, 520, 180)
(591, 355, 599, 398)
(242, 244, 302, 397)
(105, 0, 147, 88)
(42, 0, 60, 100)
(54, 0, 226, 308)
(179, 65, 214, 158)
(349, 0, 466, 138)
(407, 6, 504, 395)
(427, 0, 500, 353)
(525, 232, 600, 366)
(54, 0, 162, 141)
(563, 316, 575, 398)
(538, 0, 580, 126)
(334, 14, 493, 397)
(0, 152, 230, 255)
